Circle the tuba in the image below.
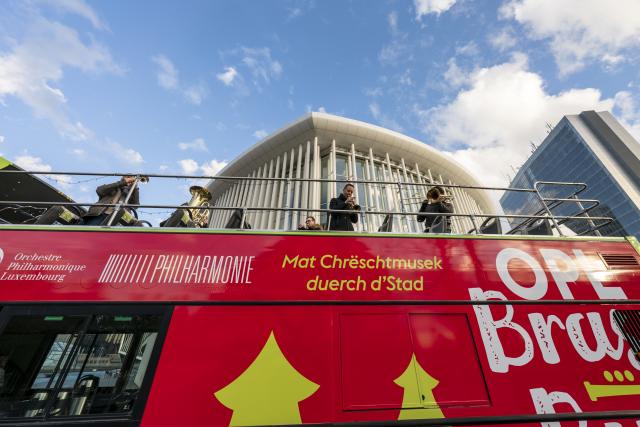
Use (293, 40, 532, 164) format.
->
(186, 185, 212, 228)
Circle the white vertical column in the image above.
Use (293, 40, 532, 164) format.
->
(301, 140, 311, 222)
(248, 167, 262, 227)
(349, 144, 361, 231)
(328, 139, 337, 204)
(292, 145, 303, 228)
(275, 151, 288, 230)
(218, 187, 232, 228)
(313, 137, 321, 219)
(226, 181, 242, 228)
(237, 173, 252, 218)
(260, 160, 275, 229)
(400, 158, 413, 232)
(254, 163, 268, 229)
(267, 156, 281, 229)
(368, 148, 382, 229)
(284, 149, 295, 230)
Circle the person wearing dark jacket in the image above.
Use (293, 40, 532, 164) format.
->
(417, 186, 453, 233)
(298, 216, 323, 231)
(83, 176, 140, 225)
(329, 183, 360, 231)
(35, 176, 140, 226)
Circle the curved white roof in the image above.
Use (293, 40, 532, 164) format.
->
(209, 112, 500, 215)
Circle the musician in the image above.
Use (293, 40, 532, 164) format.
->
(83, 176, 140, 225)
(417, 186, 453, 233)
(160, 186, 211, 228)
(329, 183, 360, 231)
(35, 176, 141, 226)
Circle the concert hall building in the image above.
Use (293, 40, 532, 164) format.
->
(207, 112, 500, 233)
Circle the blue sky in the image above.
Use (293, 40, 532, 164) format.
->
(1, 0, 640, 223)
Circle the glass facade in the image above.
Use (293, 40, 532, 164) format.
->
(210, 140, 486, 233)
(501, 120, 640, 239)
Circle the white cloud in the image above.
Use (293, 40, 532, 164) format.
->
(370, 102, 404, 132)
(388, 11, 399, 33)
(178, 158, 228, 176)
(613, 91, 640, 141)
(501, 0, 640, 75)
(217, 66, 238, 86)
(71, 148, 85, 156)
(105, 141, 144, 165)
(364, 87, 383, 97)
(178, 159, 199, 175)
(14, 154, 72, 188)
(183, 83, 207, 105)
(489, 27, 517, 52)
(418, 53, 618, 187)
(285, 0, 316, 20)
(0, 136, 4, 144)
(443, 58, 466, 88)
(414, 0, 456, 19)
(152, 55, 208, 104)
(178, 137, 208, 151)
(151, 55, 178, 90)
(39, 0, 107, 30)
(15, 155, 52, 172)
(0, 6, 120, 140)
(456, 41, 479, 56)
(201, 159, 228, 176)
(253, 130, 268, 139)
(240, 47, 282, 84)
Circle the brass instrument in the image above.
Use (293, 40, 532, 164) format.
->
(185, 185, 212, 228)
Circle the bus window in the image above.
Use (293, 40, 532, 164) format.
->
(0, 309, 163, 421)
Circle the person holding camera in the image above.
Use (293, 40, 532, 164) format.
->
(329, 183, 360, 231)
(417, 186, 453, 233)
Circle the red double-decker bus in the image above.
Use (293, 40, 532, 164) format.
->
(0, 172, 639, 426)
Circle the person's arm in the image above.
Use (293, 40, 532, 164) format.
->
(349, 203, 360, 224)
(438, 201, 453, 214)
(96, 180, 125, 197)
(417, 201, 428, 222)
(330, 197, 346, 211)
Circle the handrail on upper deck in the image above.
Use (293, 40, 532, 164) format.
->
(0, 169, 615, 237)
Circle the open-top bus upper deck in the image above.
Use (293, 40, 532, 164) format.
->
(0, 170, 639, 426)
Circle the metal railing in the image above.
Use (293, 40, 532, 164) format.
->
(0, 169, 615, 237)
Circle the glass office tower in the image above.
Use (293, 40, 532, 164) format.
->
(501, 111, 640, 239)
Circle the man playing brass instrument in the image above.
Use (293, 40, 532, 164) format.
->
(160, 185, 212, 228)
(36, 175, 143, 226)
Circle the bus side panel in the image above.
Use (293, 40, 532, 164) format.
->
(141, 304, 640, 426)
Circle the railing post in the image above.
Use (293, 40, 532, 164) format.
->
(572, 194, 602, 237)
(533, 182, 563, 236)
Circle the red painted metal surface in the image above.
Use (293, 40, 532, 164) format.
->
(0, 230, 638, 302)
(1, 229, 640, 425)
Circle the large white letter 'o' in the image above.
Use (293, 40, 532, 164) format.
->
(496, 248, 547, 300)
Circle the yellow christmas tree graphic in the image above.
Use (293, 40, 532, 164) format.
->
(394, 353, 445, 420)
(214, 331, 319, 426)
